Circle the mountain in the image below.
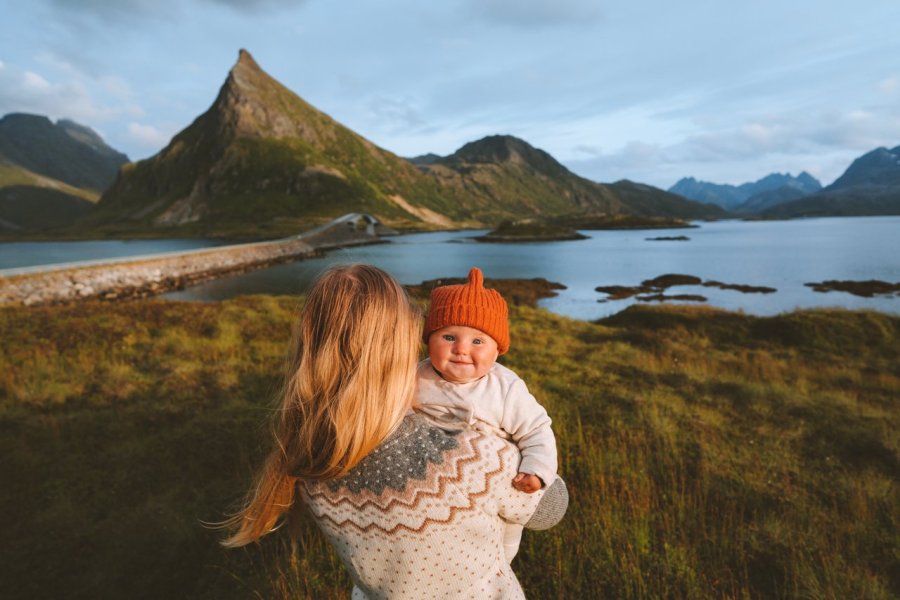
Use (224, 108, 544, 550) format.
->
(735, 185, 809, 213)
(669, 172, 821, 212)
(0, 168, 96, 232)
(828, 146, 900, 189)
(91, 50, 723, 237)
(668, 177, 745, 210)
(0, 113, 129, 191)
(763, 146, 900, 217)
(407, 153, 441, 166)
(417, 135, 725, 223)
(0, 114, 128, 233)
(92, 49, 465, 236)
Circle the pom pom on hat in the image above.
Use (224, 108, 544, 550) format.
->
(423, 267, 510, 355)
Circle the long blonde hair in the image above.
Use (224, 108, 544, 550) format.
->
(222, 264, 421, 547)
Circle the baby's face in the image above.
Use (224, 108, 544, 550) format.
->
(427, 325, 499, 384)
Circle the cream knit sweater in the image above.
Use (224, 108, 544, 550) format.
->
(301, 413, 568, 599)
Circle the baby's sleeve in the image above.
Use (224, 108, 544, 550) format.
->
(499, 378, 558, 487)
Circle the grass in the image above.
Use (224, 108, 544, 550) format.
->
(0, 296, 897, 599)
(0, 163, 100, 203)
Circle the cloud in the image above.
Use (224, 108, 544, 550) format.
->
(42, 0, 307, 22)
(466, 0, 602, 27)
(877, 76, 899, 95)
(23, 71, 51, 92)
(562, 104, 900, 187)
(365, 95, 426, 133)
(127, 122, 172, 147)
(206, 0, 309, 12)
(0, 62, 143, 125)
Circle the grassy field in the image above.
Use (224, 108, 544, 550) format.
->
(0, 294, 897, 599)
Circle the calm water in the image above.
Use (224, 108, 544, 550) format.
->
(0, 239, 229, 271)
(166, 216, 899, 320)
(2, 217, 898, 320)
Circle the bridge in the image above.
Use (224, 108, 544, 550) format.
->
(0, 213, 392, 306)
(296, 212, 382, 238)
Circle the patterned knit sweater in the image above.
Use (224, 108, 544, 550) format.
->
(301, 412, 568, 599)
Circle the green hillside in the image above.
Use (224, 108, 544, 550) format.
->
(88, 51, 723, 239)
(0, 163, 98, 233)
(0, 113, 128, 192)
(90, 50, 466, 238)
(0, 112, 125, 234)
(0, 295, 896, 598)
(418, 136, 725, 224)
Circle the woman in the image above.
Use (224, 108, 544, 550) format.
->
(223, 264, 567, 599)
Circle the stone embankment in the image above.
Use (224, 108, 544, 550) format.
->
(0, 213, 391, 306)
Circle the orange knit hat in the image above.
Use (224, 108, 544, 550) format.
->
(423, 267, 510, 355)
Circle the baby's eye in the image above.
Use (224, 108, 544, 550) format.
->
(473, 338, 483, 345)
(442, 334, 455, 342)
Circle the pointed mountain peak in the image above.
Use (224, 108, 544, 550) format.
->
(236, 48, 261, 70)
(222, 48, 271, 97)
(199, 48, 336, 142)
(228, 49, 268, 87)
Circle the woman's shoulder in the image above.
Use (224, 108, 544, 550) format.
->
(306, 413, 514, 500)
(327, 413, 462, 494)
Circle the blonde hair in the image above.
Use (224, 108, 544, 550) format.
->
(221, 264, 421, 547)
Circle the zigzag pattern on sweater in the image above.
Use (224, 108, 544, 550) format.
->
(303, 417, 517, 536)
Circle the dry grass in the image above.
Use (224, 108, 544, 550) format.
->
(0, 298, 897, 599)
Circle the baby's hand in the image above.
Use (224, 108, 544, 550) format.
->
(512, 472, 542, 493)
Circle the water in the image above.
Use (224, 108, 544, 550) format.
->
(167, 216, 899, 319)
(0, 239, 229, 270)
(3, 217, 898, 320)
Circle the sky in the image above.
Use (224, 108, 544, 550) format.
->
(2, 0, 900, 189)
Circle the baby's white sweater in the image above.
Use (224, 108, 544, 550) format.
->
(414, 360, 558, 486)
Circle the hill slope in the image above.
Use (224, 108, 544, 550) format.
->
(765, 146, 900, 217)
(0, 163, 97, 232)
(0, 114, 127, 233)
(0, 113, 128, 191)
(419, 135, 725, 222)
(92, 51, 722, 237)
(92, 50, 465, 237)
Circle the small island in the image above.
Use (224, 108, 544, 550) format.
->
(596, 273, 777, 303)
(475, 220, 588, 243)
(407, 276, 566, 306)
(552, 214, 696, 230)
(805, 279, 900, 298)
(646, 235, 691, 241)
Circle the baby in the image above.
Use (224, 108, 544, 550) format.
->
(415, 267, 558, 562)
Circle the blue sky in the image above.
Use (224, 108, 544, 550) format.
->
(1, 0, 899, 188)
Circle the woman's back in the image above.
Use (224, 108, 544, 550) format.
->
(302, 413, 568, 600)
(222, 265, 567, 597)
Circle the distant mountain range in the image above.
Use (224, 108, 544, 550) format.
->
(669, 172, 822, 213)
(763, 146, 900, 217)
(2, 49, 898, 237)
(670, 146, 900, 217)
(0, 114, 129, 231)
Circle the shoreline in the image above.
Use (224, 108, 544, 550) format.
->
(0, 213, 388, 307)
